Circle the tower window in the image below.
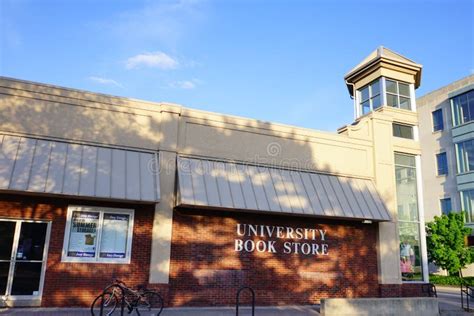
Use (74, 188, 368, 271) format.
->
(386, 79, 411, 110)
(359, 79, 381, 115)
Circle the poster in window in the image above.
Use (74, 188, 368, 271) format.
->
(67, 211, 99, 257)
(99, 213, 130, 259)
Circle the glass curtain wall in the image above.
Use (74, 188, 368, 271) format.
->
(394, 153, 423, 281)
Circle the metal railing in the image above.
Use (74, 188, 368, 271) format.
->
(461, 279, 474, 312)
(236, 286, 255, 316)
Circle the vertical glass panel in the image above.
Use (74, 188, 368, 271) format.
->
(462, 190, 474, 223)
(399, 222, 423, 281)
(10, 262, 42, 295)
(0, 221, 15, 260)
(0, 262, 10, 295)
(387, 94, 398, 107)
(67, 211, 100, 258)
(460, 94, 469, 124)
(370, 79, 380, 96)
(99, 213, 130, 259)
(386, 79, 397, 94)
(360, 87, 369, 101)
(458, 140, 474, 173)
(372, 95, 381, 109)
(399, 97, 411, 110)
(362, 101, 370, 114)
(452, 97, 462, 126)
(399, 83, 410, 97)
(395, 154, 419, 222)
(16, 223, 47, 261)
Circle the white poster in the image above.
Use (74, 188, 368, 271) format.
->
(99, 213, 130, 258)
(67, 211, 99, 258)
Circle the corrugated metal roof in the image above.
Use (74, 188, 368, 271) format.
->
(177, 157, 391, 221)
(0, 134, 160, 202)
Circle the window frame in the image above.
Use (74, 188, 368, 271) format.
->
(385, 79, 412, 110)
(358, 79, 382, 115)
(432, 109, 444, 132)
(61, 205, 134, 264)
(456, 139, 474, 174)
(392, 123, 414, 139)
(436, 152, 448, 176)
(452, 90, 474, 127)
(439, 198, 452, 215)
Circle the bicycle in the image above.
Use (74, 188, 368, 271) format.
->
(91, 279, 164, 316)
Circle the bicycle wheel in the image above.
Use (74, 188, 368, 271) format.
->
(135, 291, 164, 316)
(91, 291, 118, 316)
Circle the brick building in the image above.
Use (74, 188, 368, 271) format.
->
(0, 47, 429, 308)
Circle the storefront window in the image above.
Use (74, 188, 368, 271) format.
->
(395, 153, 423, 281)
(62, 206, 134, 263)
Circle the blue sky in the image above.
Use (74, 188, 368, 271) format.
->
(1, 0, 473, 131)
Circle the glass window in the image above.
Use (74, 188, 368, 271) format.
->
(432, 109, 444, 132)
(358, 79, 381, 114)
(399, 222, 423, 281)
(456, 139, 474, 173)
(62, 206, 134, 263)
(395, 155, 419, 222)
(436, 152, 448, 175)
(461, 190, 474, 223)
(393, 123, 414, 139)
(386, 79, 412, 111)
(440, 198, 452, 215)
(394, 153, 424, 282)
(452, 90, 474, 126)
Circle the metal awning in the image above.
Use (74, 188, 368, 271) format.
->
(0, 134, 160, 202)
(177, 157, 391, 221)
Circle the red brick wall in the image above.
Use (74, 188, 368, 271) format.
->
(167, 208, 380, 306)
(0, 194, 427, 308)
(0, 193, 167, 307)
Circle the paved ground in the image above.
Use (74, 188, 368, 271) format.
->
(0, 305, 320, 316)
(438, 286, 474, 315)
(1, 288, 472, 316)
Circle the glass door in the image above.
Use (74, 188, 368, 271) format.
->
(0, 219, 50, 303)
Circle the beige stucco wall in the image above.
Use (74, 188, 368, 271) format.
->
(0, 76, 420, 285)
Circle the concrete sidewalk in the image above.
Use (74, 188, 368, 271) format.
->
(437, 286, 474, 315)
(0, 305, 321, 316)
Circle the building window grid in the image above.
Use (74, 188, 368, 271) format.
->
(359, 79, 381, 115)
(452, 90, 474, 126)
(386, 79, 411, 110)
(461, 190, 474, 223)
(456, 140, 474, 174)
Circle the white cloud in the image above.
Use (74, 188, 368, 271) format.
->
(168, 78, 202, 90)
(125, 51, 179, 70)
(88, 76, 123, 88)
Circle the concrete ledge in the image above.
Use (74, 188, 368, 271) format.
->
(320, 297, 439, 316)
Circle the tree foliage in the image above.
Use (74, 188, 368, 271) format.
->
(426, 212, 474, 276)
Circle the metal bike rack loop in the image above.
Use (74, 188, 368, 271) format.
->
(236, 286, 255, 316)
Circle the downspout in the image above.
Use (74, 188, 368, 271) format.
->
(345, 80, 357, 121)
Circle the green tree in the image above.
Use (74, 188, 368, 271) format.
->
(426, 212, 474, 276)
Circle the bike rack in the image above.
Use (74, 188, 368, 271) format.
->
(236, 286, 255, 316)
